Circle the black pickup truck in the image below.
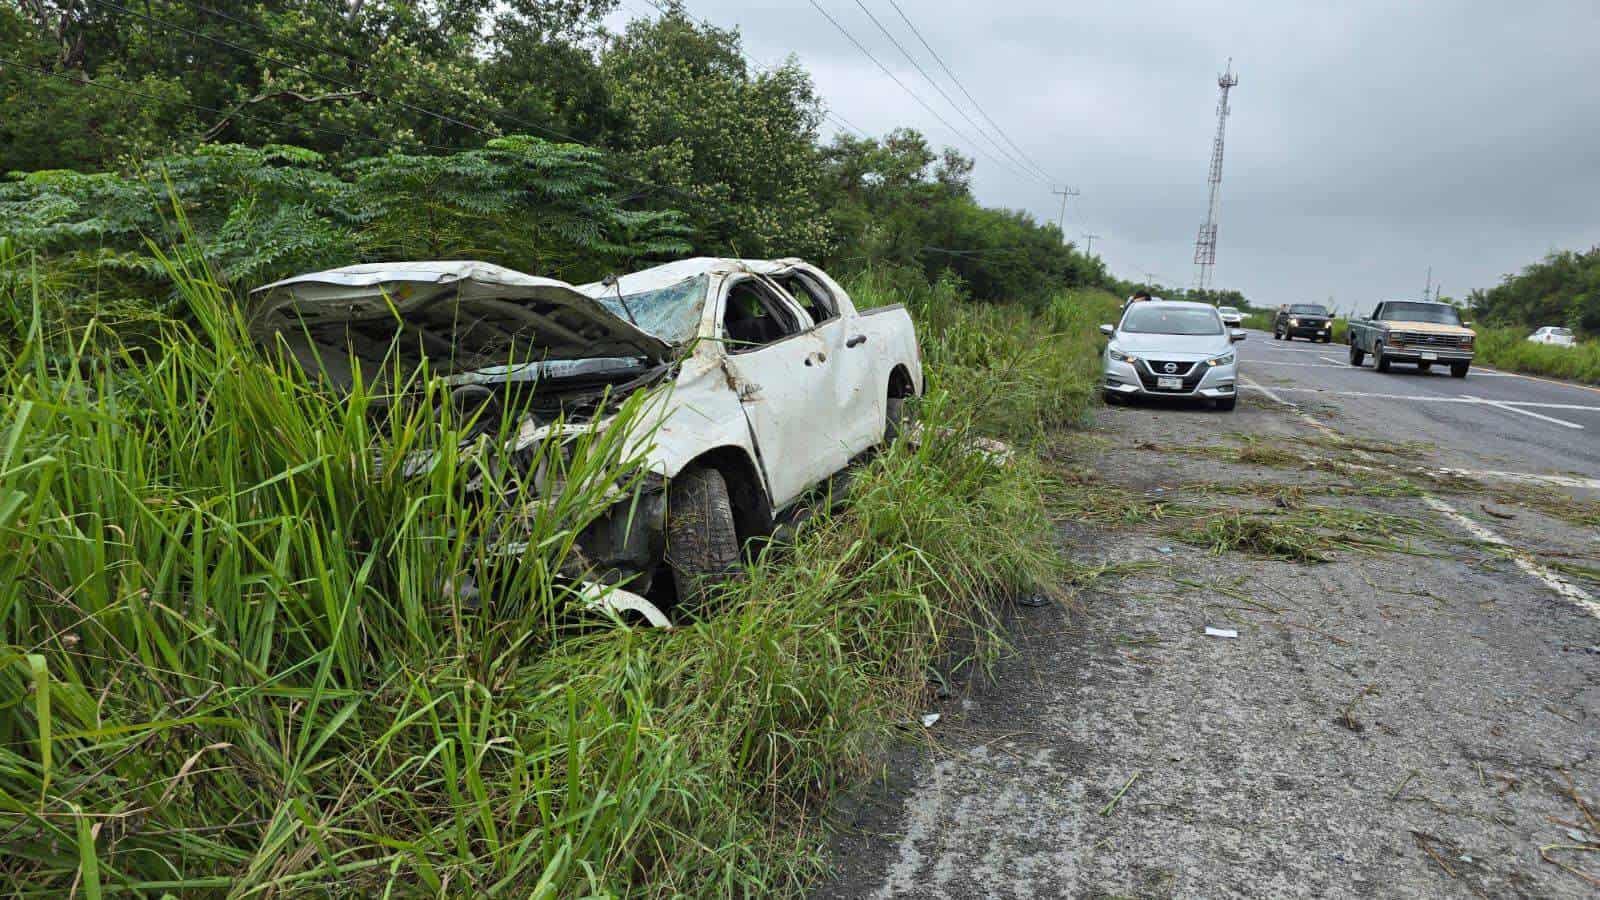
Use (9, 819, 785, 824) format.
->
(1272, 304, 1334, 342)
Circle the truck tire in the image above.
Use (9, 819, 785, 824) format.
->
(666, 465, 742, 605)
(885, 393, 910, 443)
(1348, 343, 1365, 367)
(1450, 362, 1470, 378)
(1417, 361, 1432, 373)
(1374, 342, 1391, 372)
(1272, 327, 1282, 340)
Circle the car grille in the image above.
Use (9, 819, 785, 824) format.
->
(1135, 360, 1206, 391)
(1391, 331, 1469, 349)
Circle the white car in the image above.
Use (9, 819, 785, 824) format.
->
(1101, 300, 1245, 411)
(1217, 306, 1244, 327)
(251, 257, 923, 607)
(1528, 326, 1576, 347)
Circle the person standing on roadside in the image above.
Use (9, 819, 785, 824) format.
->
(1121, 288, 1152, 314)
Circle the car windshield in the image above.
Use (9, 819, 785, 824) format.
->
(1381, 302, 1462, 325)
(1290, 305, 1328, 315)
(1121, 306, 1223, 335)
(594, 274, 709, 344)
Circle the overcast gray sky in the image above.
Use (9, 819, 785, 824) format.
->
(608, 0, 1600, 311)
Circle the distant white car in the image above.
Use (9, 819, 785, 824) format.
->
(1528, 326, 1576, 347)
(1217, 306, 1244, 327)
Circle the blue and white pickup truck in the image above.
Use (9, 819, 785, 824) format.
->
(1346, 299, 1476, 378)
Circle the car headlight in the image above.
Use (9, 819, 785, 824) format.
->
(1289, 317, 1300, 326)
(1109, 347, 1138, 363)
(1206, 351, 1235, 367)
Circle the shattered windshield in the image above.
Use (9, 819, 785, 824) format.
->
(595, 274, 709, 344)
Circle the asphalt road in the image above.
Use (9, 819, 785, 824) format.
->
(818, 360, 1600, 898)
(1237, 330, 1600, 492)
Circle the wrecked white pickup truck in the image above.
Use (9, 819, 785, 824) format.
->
(250, 257, 923, 611)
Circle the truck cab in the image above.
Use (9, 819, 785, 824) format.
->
(1346, 300, 1476, 377)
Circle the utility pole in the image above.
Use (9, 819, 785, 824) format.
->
(1081, 232, 1101, 256)
(1052, 187, 1079, 244)
(1423, 266, 1433, 301)
(1192, 60, 1238, 292)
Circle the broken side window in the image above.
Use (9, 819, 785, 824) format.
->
(722, 278, 804, 350)
(771, 272, 838, 324)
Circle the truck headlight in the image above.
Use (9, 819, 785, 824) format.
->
(1109, 347, 1138, 363)
(1289, 317, 1300, 326)
(1206, 351, 1235, 367)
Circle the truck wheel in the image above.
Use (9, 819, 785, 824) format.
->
(1272, 328, 1282, 340)
(885, 393, 913, 443)
(1374, 343, 1391, 372)
(1348, 343, 1365, 367)
(666, 465, 742, 605)
(1450, 362, 1470, 378)
(1417, 361, 1432, 373)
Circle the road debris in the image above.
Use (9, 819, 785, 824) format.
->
(921, 713, 941, 728)
(1204, 626, 1239, 638)
(1099, 771, 1141, 817)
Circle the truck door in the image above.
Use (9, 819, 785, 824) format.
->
(767, 269, 882, 459)
(716, 275, 850, 510)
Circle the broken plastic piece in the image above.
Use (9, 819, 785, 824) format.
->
(577, 581, 673, 628)
(1016, 594, 1051, 608)
(921, 713, 941, 728)
(1157, 546, 1174, 555)
(1204, 626, 1239, 638)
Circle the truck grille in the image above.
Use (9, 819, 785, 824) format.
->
(1135, 360, 1205, 391)
(1391, 331, 1469, 349)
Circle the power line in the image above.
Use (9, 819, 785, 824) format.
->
(806, 0, 1032, 183)
(847, 0, 1045, 186)
(885, 0, 1060, 184)
(630, 0, 866, 139)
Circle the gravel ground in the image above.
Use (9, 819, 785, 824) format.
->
(816, 393, 1600, 899)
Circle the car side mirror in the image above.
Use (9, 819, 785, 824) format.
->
(1231, 329, 1247, 342)
(1099, 324, 1115, 338)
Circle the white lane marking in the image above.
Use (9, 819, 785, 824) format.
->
(1462, 394, 1584, 430)
(1476, 365, 1600, 397)
(1437, 468, 1600, 490)
(1249, 359, 1513, 376)
(1421, 496, 1598, 619)
(1239, 376, 1599, 619)
(1243, 385, 1600, 417)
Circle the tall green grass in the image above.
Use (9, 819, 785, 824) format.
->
(0, 250, 1118, 894)
(1473, 326, 1600, 383)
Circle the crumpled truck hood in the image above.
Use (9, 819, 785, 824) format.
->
(250, 261, 674, 386)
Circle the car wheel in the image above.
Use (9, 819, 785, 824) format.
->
(1417, 361, 1432, 373)
(1374, 342, 1391, 372)
(1450, 362, 1470, 378)
(1348, 343, 1365, 366)
(1102, 390, 1121, 406)
(885, 393, 912, 443)
(666, 465, 742, 605)
(1215, 396, 1237, 412)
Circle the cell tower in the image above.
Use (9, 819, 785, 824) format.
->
(1192, 60, 1238, 292)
